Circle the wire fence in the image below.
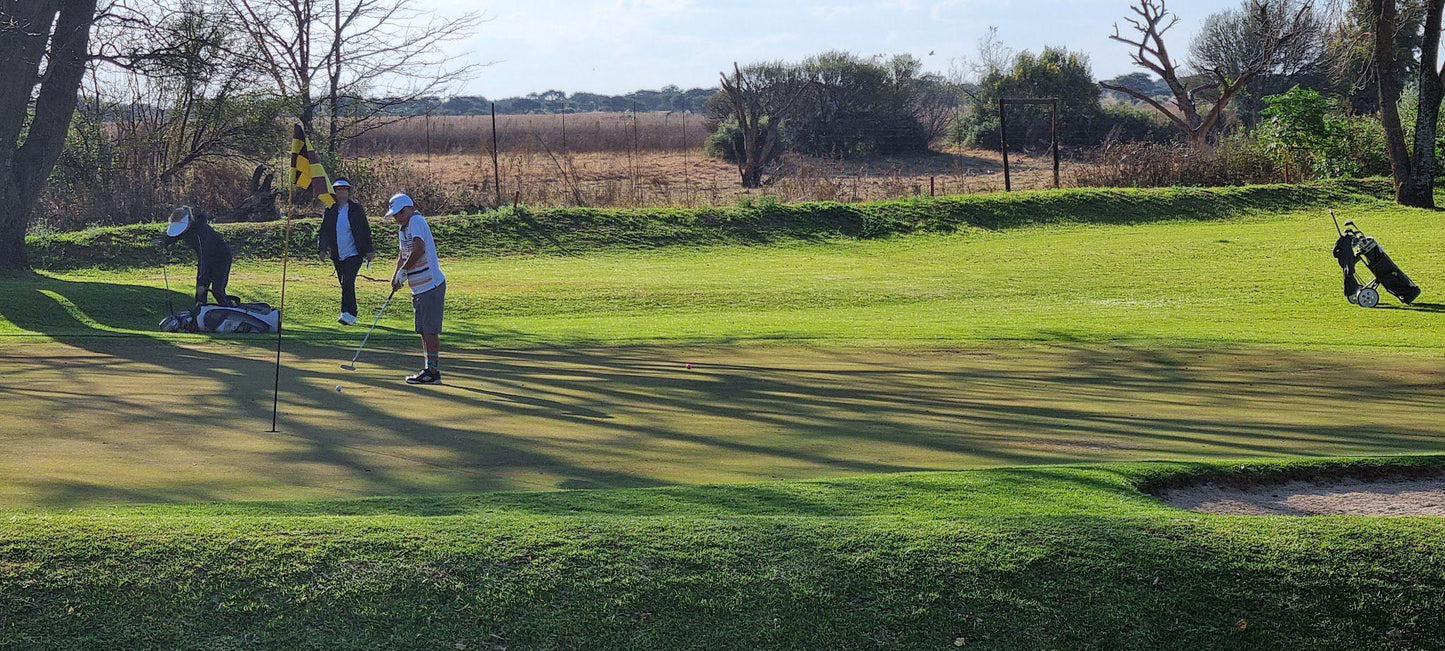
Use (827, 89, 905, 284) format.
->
(336, 108, 1078, 214)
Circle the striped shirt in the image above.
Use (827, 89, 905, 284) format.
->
(398, 214, 445, 294)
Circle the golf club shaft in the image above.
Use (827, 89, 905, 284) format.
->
(161, 245, 175, 317)
(347, 288, 396, 366)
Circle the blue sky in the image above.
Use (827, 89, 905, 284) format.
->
(421, 0, 1247, 98)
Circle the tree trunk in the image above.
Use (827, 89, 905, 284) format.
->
(740, 165, 763, 189)
(0, 0, 97, 271)
(0, 187, 26, 270)
(1401, 0, 1445, 208)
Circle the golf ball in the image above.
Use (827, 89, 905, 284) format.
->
(685, 363, 693, 370)
(335, 385, 344, 393)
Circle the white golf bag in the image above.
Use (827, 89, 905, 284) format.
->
(161, 301, 281, 334)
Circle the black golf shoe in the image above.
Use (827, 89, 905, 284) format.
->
(406, 367, 442, 385)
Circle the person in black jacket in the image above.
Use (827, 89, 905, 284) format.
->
(317, 178, 376, 324)
(158, 206, 236, 308)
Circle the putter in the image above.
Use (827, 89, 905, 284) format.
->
(341, 287, 397, 371)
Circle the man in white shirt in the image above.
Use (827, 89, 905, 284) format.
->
(387, 193, 446, 385)
(318, 178, 375, 325)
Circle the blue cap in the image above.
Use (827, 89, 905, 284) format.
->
(385, 193, 414, 217)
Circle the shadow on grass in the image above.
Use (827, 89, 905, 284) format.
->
(4, 278, 1445, 510)
(0, 270, 187, 335)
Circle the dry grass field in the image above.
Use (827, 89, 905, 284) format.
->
(366, 148, 1072, 209)
(339, 112, 1077, 209)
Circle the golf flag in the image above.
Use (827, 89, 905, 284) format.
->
(290, 123, 335, 208)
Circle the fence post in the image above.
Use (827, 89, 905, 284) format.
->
(682, 111, 691, 206)
(1052, 98, 1061, 189)
(490, 102, 502, 208)
(999, 98, 1011, 192)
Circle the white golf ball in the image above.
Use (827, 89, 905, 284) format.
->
(335, 385, 344, 393)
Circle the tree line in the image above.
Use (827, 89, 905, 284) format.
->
(391, 88, 718, 116)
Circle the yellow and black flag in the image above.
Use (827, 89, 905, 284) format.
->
(290, 123, 336, 208)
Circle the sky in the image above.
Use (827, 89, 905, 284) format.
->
(417, 0, 1248, 98)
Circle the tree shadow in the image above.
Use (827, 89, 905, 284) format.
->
(5, 278, 1445, 510)
(0, 270, 189, 335)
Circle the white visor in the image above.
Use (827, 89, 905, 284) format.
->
(166, 215, 191, 238)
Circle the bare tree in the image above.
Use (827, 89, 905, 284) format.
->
(0, 0, 100, 269)
(1191, 0, 1328, 125)
(1369, 0, 1445, 207)
(912, 76, 963, 145)
(125, 2, 281, 188)
(718, 62, 813, 188)
(224, 0, 483, 157)
(1101, 0, 1315, 147)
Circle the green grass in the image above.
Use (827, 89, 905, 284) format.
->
(6, 181, 1445, 648)
(5, 190, 1445, 349)
(2, 457, 1443, 649)
(21, 179, 1393, 271)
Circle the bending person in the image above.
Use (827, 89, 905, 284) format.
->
(159, 206, 236, 308)
(318, 177, 376, 325)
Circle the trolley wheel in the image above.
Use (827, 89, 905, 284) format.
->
(1357, 287, 1380, 309)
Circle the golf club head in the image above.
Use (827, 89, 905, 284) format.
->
(340, 363, 357, 371)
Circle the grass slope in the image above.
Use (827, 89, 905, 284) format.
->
(2, 457, 1443, 649)
(23, 179, 1391, 271)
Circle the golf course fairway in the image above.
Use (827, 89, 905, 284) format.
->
(3, 183, 1444, 648)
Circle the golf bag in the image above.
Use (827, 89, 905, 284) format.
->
(1333, 218, 1420, 308)
(160, 300, 280, 334)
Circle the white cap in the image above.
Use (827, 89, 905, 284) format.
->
(385, 193, 414, 217)
(166, 206, 193, 237)
(332, 178, 351, 189)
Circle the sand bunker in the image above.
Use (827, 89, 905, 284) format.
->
(1158, 476, 1445, 516)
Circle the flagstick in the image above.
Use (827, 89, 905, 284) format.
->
(270, 176, 292, 433)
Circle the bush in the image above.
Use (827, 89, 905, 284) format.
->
(705, 52, 948, 161)
(1072, 132, 1282, 188)
(1257, 87, 1393, 180)
(951, 47, 1113, 150)
(704, 119, 745, 163)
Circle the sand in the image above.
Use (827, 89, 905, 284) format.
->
(1159, 476, 1445, 516)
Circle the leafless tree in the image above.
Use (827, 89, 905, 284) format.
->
(116, 2, 281, 187)
(224, 0, 484, 157)
(1369, 0, 1445, 207)
(1191, 0, 1328, 125)
(0, 0, 101, 269)
(912, 77, 964, 145)
(1101, 0, 1315, 147)
(718, 62, 814, 189)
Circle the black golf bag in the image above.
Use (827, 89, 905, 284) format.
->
(1333, 219, 1420, 308)
(161, 300, 281, 334)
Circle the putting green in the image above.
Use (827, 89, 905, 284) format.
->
(5, 200, 1445, 507)
(2, 339, 1442, 507)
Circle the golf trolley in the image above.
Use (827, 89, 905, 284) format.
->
(1332, 211, 1420, 309)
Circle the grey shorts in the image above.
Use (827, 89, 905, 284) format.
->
(412, 283, 445, 334)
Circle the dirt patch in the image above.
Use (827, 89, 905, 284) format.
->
(1159, 476, 1445, 516)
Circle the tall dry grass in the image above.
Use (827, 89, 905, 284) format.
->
(345, 112, 710, 156)
(1070, 137, 1282, 188)
(333, 146, 1072, 215)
